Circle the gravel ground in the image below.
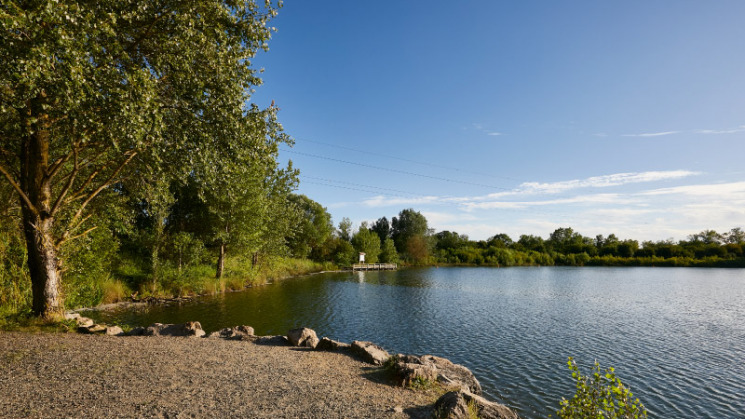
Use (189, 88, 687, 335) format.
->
(0, 332, 439, 418)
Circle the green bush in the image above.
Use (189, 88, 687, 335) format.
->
(555, 357, 647, 419)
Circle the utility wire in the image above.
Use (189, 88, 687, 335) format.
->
(282, 148, 513, 191)
(294, 137, 525, 183)
(302, 175, 432, 197)
(301, 179, 575, 220)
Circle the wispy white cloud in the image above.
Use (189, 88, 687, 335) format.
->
(462, 193, 627, 211)
(695, 125, 745, 135)
(468, 122, 504, 137)
(353, 170, 700, 210)
(622, 131, 679, 137)
(641, 181, 745, 197)
(516, 170, 698, 194)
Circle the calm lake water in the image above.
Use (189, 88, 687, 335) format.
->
(88, 267, 745, 418)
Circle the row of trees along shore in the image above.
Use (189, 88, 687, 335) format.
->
(290, 206, 745, 269)
(2, 2, 745, 320)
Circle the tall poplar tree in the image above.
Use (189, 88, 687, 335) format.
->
(0, 0, 284, 317)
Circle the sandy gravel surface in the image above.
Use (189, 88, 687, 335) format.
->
(0, 332, 439, 418)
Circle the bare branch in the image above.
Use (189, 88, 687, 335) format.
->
(64, 169, 100, 204)
(50, 147, 78, 216)
(68, 150, 138, 227)
(56, 226, 98, 249)
(48, 147, 76, 180)
(0, 162, 39, 217)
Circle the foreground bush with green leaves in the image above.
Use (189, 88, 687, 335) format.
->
(554, 357, 648, 419)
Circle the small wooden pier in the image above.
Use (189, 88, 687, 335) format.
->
(352, 263, 397, 271)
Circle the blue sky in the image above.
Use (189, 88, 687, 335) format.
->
(251, 1, 745, 242)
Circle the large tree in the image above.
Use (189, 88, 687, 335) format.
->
(0, 0, 282, 317)
(391, 208, 430, 255)
(286, 194, 333, 260)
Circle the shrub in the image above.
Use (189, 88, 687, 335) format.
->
(555, 357, 647, 419)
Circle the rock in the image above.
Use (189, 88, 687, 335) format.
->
(209, 325, 255, 340)
(76, 317, 94, 327)
(126, 326, 146, 336)
(235, 325, 255, 336)
(253, 335, 289, 346)
(105, 326, 124, 336)
(351, 341, 391, 365)
(392, 406, 403, 414)
(315, 337, 350, 352)
(78, 324, 107, 334)
(391, 354, 482, 394)
(434, 390, 519, 419)
(64, 312, 80, 321)
(287, 328, 319, 349)
(392, 360, 438, 387)
(433, 391, 471, 419)
(145, 322, 206, 337)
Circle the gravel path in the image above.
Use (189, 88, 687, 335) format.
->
(0, 332, 439, 418)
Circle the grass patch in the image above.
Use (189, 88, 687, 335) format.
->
(101, 279, 131, 304)
(0, 311, 77, 333)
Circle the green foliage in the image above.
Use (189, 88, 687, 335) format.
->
(337, 217, 353, 242)
(1, 0, 289, 315)
(286, 194, 333, 259)
(391, 208, 430, 256)
(333, 239, 357, 267)
(59, 224, 121, 309)
(555, 357, 648, 419)
(379, 238, 400, 264)
(407, 376, 438, 391)
(351, 224, 381, 263)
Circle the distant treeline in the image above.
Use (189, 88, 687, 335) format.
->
(290, 206, 745, 268)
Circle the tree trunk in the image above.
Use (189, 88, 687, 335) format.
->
(20, 97, 63, 318)
(251, 251, 259, 268)
(216, 242, 225, 279)
(22, 211, 62, 318)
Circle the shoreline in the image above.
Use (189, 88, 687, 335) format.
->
(0, 331, 437, 418)
(73, 268, 347, 314)
(0, 325, 519, 419)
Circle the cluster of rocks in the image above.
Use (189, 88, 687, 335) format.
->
(65, 312, 125, 336)
(66, 316, 519, 419)
(280, 327, 519, 419)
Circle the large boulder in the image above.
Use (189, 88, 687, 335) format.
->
(287, 328, 320, 349)
(393, 354, 482, 394)
(76, 317, 94, 328)
(105, 326, 125, 336)
(434, 390, 519, 419)
(145, 322, 206, 337)
(127, 326, 146, 336)
(64, 312, 81, 321)
(77, 324, 107, 334)
(351, 341, 391, 365)
(315, 337, 351, 352)
(208, 325, 255, 340)
(253, 335, 289, 346)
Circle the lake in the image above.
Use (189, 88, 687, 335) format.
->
(88, 267, 745, 418)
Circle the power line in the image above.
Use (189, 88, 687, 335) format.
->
(282, 148, 513, 191)
(302, 175, 432, 197)
(299, 178, 576, 220)
(294, 137, 525, 183)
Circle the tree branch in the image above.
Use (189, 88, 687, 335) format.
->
(68, 150, 137, 227)
(48, 146, 76, 180)
(0, 162, 39, 217)
(56, 225, 98, 249)
(50, 146, 78, 216)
